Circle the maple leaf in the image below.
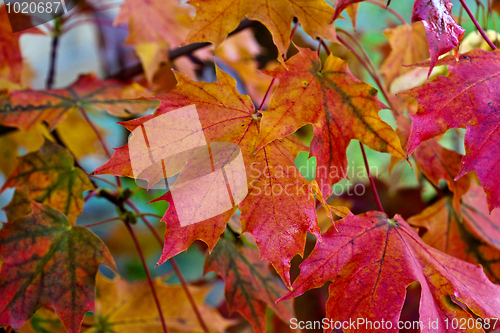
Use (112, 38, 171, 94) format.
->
(0, 5, 43, 86)
(279, 210, 500, 332)
(85, 273, 234, 333)
(408, 182, 500, 283)
(94, 65, 319, 288)
(0, 123, 46, 176)
(204, 237, 295, 333)
(1, 140, 94, 224)
(0, 202, 117, 333)
(115, 0, 192, 81)
(18, 307, 67, 333)
(411, 0, 465, 74)
(255, 47, 405, 196)
(394, 114, 470, 212)
(380, 22, 429, 89)
(403, 49, 500, 211)
(0, 73, 159, 131)
(214, 30, 275, 104)
(185, 0, 336, 62)
(332, 0, 362, 26)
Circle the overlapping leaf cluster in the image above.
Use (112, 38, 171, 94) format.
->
(1, 0, 500, 332)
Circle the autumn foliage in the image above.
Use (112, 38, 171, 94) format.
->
(1, 0, 500, 332)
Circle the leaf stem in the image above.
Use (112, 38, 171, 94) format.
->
(458, 0, 498, 49)
(123, 220, 169, 333)
(333, 34, 400, 114)
(359, 143, 385, 213)
(256, 21, 299, 112)
(83, 216, 123, 228)
(112, 19, 258, 80)
(364, 0, 407, 25)
(89, 175, 119, 188)
(78, 105, 122, 187)
(125, 199, 211, 333)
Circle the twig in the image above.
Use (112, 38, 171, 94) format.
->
(46, 33, 60, 89)
(364, 0, 407, 25)
(90, 175, 119, 188)
(256, 21, 300, 113)
(78, 105, 122, 187)
(359, 143, 385, 213)
(125, 199, 211, 333)
(124, 220, 169, 333)
(111, 19, 258, 80)
(459, 0, 498, 49)
(84, 216, 123, 228)
(333, 34, 400, 114)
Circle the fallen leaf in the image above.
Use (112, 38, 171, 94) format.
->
(255, 47, 405, 196)
(279, 210, 500, 333)
(0, 202, 116, 333)
(204, 237, 295, 333)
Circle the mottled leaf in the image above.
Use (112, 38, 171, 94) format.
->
(1, 140, 94, 224)
(84, 273, 234, 333)
(255, 47, 405, 196)
(204, 237, 295, 333)
(0, 202, 116, 333)
(0, 73, 159, 131)
(280, 210, 500, 333)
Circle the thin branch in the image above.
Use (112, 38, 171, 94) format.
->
(364, 0, 408, 25)
(124, 220, 169, 333)
(111, 19, 258, 80)
(78, 105, 111, 159)
(359, 143, 385, 213)
(459, 0, 498, 49)
(90, 175, 119, 188)
(124, 199, 210, 333)
(333, 34, 401, 114)
(78, 105, 122, 187)
(84, 189, 98, 202)
(83, 216, 123, 228)
(46, 34, 60, 89)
